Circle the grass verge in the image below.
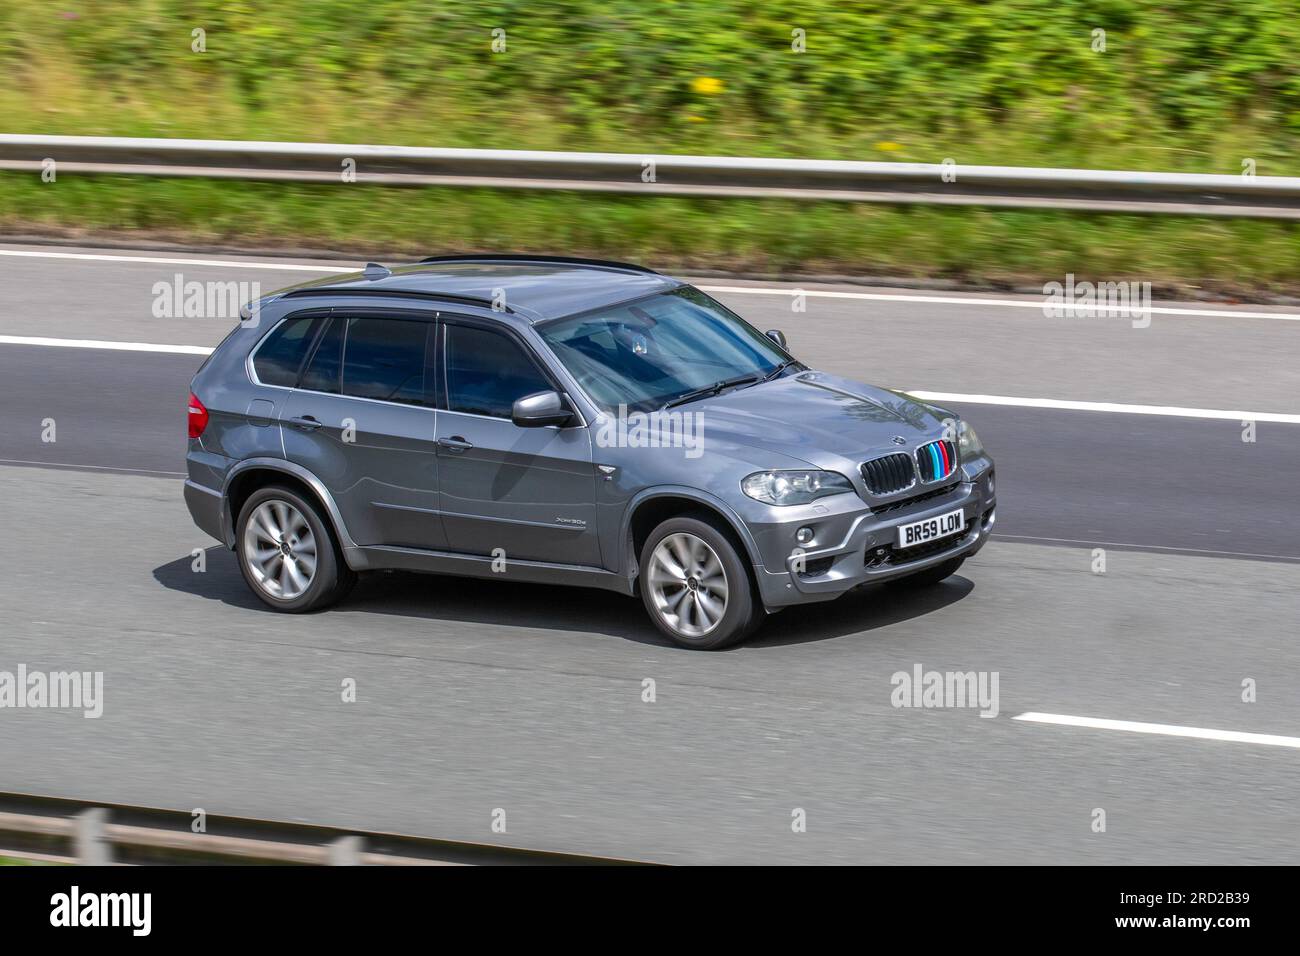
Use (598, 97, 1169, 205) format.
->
(3, 173, 1298, 297)
(0, 855, 59, 865)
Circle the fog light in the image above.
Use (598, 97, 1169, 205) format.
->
(796, 526, 814, 545)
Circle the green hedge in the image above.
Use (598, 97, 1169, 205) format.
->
(1, 1, 1298, 171)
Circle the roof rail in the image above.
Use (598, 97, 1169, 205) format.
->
(417, 254, 660, 275)
(281, 287, 513, 312)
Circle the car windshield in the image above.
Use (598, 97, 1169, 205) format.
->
(536, 287, 790, 413)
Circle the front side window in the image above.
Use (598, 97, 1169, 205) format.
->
(536, 287, 788, 413)
(444, 324, 553, 419)
(252, 317, 321, 387)
(340, 317, 432, 405)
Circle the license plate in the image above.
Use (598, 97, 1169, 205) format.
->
(896, 509, 965, 548)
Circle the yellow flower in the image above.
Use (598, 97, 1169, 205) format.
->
(691, 77, 724, 95)
(874, 141, 904, 152)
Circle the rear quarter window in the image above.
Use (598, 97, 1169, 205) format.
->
(252, 317, 322, 387)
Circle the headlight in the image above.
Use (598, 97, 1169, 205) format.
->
(741, 470, 854, 506)
(958, 420, 984, 457)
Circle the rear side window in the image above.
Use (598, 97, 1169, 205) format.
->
(340, 317, 432, 405)
(252, 317, 321, 387)
(445, 324, 552, 419)
(300, 317, 344, 394)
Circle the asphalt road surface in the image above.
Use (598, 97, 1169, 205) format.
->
(1, 242, 1297, 864)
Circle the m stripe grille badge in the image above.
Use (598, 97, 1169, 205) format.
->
(917, 440, 956, 482)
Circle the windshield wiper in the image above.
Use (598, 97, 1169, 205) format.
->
(661, 374, 761, 410)
(761, 359, 797, 382)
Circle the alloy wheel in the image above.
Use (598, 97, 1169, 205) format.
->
(647, 532, 729, 638)
(242, 499, 318, 600)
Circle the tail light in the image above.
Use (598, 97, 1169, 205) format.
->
(188, 391, 209, 439)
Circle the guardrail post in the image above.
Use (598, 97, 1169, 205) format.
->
(75, 807, 110, 865)
(328, 834, 364, 866)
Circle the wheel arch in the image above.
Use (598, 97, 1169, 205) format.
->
(621, 487, 765, 580)
(221, 458, 358, 557)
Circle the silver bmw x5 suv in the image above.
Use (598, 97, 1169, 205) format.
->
(185, 255, 996, 649)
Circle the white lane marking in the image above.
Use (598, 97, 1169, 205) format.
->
(0, 458, 185, 477)
(699, 284, 1300, 321)
(993, 533, 1300, 563)
(0, 334, 212, 355)
(1014, 712, 1300, 749)
(1, 248, 1298, 322)
(1, 334, 1298, 423)
(0, 249, 350, 272)
(907, 389, 1300, 424)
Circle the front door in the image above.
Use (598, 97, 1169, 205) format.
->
(435, 320, 600, 566)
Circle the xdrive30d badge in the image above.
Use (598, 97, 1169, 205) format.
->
(184, 255, 996, 649)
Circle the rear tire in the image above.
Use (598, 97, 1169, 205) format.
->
(638, 514, 762, 650)
(235, 485, 356, 612)
(897, 556, 965, 588)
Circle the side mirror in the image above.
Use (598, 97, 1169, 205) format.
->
(512, 390, 574, 428)
(765, 329, 788, 349)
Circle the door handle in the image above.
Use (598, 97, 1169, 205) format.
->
(437, 436, 474, 452)
(287, 415, 323, 431)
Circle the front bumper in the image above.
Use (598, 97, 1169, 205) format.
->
(749, 460, 996, 608)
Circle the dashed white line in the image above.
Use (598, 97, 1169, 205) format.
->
(1014, 712, 1300, 749)
(994, 533, 1300, 562)
(906, 390, 1300, 425)
(0, 248, 348, 272)
(696, 284, 1300, 321)
(0, 334, 1297, 423)
(0, 334, 212, 355)
(0, 458, 185, 477)
(2, 247, 1299, 321)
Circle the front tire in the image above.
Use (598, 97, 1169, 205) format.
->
(639, 515, 762, 650)
(236, 485, 355, 612)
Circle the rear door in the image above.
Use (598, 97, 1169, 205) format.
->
(239, 312, 322, 460)
(434, 318, 600, 566)
(278, 311, 446, 550)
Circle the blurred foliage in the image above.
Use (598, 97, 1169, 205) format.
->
(0, 1, 1298, 171)
(1, 2, 1297, 286)
(2, 172, 1296, 295)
